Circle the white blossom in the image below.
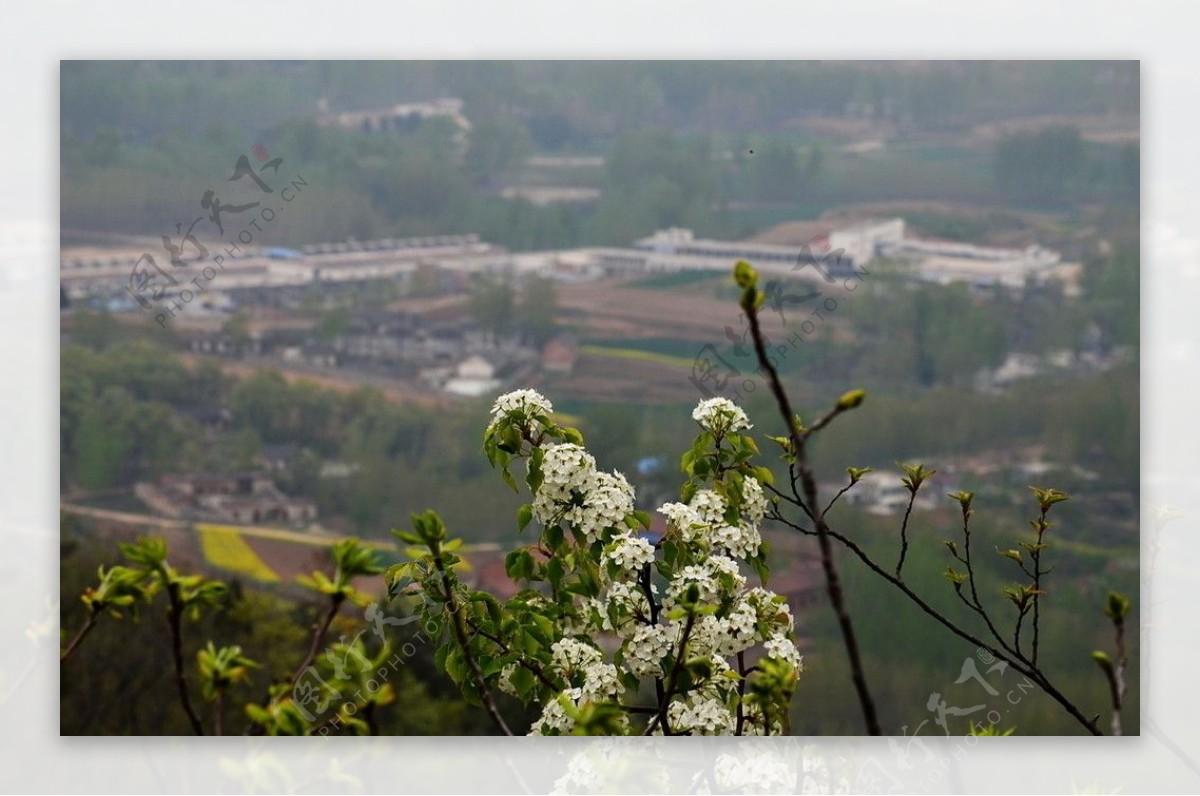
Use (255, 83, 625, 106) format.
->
(690, 489, 728, 525)
(666, 694, 736, 735)
(550, 637, 603, 677)
(571, 470, 635, 542)
(497, 663, 520, 697)
(711, 521, 762, 560)
(715, 598, 761, 656)
(603, 531, 655, 577)
(528, 687, 583, 736)
(740, 475, 769, 524)
(532, 443, 598, 524)
(489, 389, 553, 428)
(580, 661, 622, 701)
(763, 634, 805, 671)
(692, 397, 752, 435)
(744, 587, 796, 636)
(621, 623, 676, 678)
(665, 555, 747, 610)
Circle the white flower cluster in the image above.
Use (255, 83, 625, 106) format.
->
(665, 694, 736, 736)
(692, 397, 752, 435)
(740, 475, 769, 524)
(528, 687, 583, 735)
(664, 555, 746, 611)
(550, 637, 603, 677)
(495, 392, 804, 736)
(575, 470, 635, 541)
(489, 388, 553, 430)
(659, 480, 765, 560)
(532, 444, 634, 542)
(528, 681, 629, 736)
(763, 635, 805, 672)
(603, 532, 655, 577)
(711, 521, 763, 561)
(620, 623, 676, 678)
(744, 586, 796, 636)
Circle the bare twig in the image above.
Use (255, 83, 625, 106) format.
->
(1031, 508, 1048, 666)
(60, 611, 98, 663)
(213, 690, 225, 736)
(744, 294, 882, 736)
(289, 594, 345, 688)
(166, 582, 205, 736)
(773, 513, 1101, 735)
(823, 479, 857, 516)
(896, 490, 917, 578)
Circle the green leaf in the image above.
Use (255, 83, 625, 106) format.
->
(997, 548, 1023, 565)
(508, 663, 536, 700)
(943, 567, 968, 586)
(753, 466, 775, 486)
(517, 504, 534, 532)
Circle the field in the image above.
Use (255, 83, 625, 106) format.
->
(196, 524, 281, 583)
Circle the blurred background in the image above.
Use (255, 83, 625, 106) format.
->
(58, 61, 1139, 735)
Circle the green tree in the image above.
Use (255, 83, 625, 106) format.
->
(516, 275, 558, 345)
(994, 126, 1085, 203)
(468, 276, 515, 341)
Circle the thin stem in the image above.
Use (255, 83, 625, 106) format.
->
(1032, 510, 1047, 666)
(736, 651, 748, 736)
(960, 510, 1025, 662)
(467, 618, 561, 691)
(776, 513, 1101, 735)
(1109, 619, 1127, 736)
(364, 701, 380, 736)
(60, 611, 98, 662)
(823, 479, 857, 515)
(213, 690, 225, 736)
(744, 297, 882, 736)
(432, 544, 512, 736)
(166, 582, 205, 736)
(244, 590, 345, 736)
(896, 490, 917, 578)
(290, 594, 344, 687)
(646, 611, 696, 736)
(640, 562, 666, 712)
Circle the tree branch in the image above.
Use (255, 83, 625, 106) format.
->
(744, 295, 882, 736)
(645, 611, 696, 736)
(896, 490, 917, 578)
(166, 582, 204, 736)
(60, 611, 98, 663)
(773, 512, 1101, 735)
(432, 545, 512, 736)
